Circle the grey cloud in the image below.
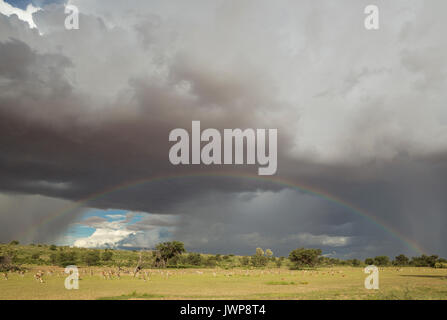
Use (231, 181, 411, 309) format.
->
(287, 233, 352, 247)
(0, 193, 86, 243)
(0, 1, 446, 257)
(78, 216, 108, 227)
(127, 215, 177, 231)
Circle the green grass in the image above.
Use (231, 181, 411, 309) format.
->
(1, 266, 446, 300)
(265, 281, 296, 285)
(98, 291, 165, 300)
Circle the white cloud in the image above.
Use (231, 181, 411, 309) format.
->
(289, 233, 352, 247)
(73, 227, 136, 248)
(73, 213, 175, 248)
(74, 214, 138, 248)
(0, 0, 40, 28)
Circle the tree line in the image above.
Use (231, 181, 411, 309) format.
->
(1, 240, 446, 271)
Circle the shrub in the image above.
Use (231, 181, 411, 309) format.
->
(434, 262, 447, 269)
(411, 255, 440, 267)
(275, 258, 282, 268)
(56, 251, 77, 267)
(373, 256, 390, 266)
(50, 253, 57, 265)
(348, 259, 361, 266)
(240, 256, 250, 266)
(251, 254, 268, 267)
(205, 256, 218, 267)
(84, 251, 101, 266)
(102, 250, 113, 261)
(186, 253, 202, 266)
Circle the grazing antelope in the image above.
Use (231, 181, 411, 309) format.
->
(3, 272, 8, 280)
(34, 271, 44, 283)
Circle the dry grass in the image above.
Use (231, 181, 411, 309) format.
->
(0, 266, 446, 300)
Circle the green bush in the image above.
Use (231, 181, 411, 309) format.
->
(83, 251, 101, 266)
(393, 254, 409, 266)
(56, 251, 78, 267)
(50, 253, 57, 265)
(186, 253, 202, 266)
(411, 254, 439, 267)
(275, 258, 282, 268)
(31, 253, 40, 260)
(251, 254, 268, 267)
(288, 248, 322, 269)
(102, 250, 113, 261)
(204, 256, 218, 267)
(373, 256, 390, 266)
(240, 256, 250, 266)
(434, 262, 447, 269)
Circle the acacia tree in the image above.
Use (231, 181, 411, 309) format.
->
(394, 254, 409, 266)
(288, 248, 322, 269)
(154, 241, 185, 267)
(373, 256, 390, 266)
(411, 254, 440, 267)
(251, 248, 268, 267)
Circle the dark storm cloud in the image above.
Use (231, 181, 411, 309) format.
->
(127, 215, 177, 230)
(0, 1, 447, 257)
(0, 193, 86, 243)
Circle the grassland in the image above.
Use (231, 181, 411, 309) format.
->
(1, 265, 446, 300)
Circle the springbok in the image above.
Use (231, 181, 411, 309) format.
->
(34, 271, 44, 283)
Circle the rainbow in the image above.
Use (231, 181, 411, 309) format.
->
(17, 171, 426, 255)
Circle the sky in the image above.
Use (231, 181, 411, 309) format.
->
(0, 0, 446, 258)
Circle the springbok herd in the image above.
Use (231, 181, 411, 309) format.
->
(1, 266, 410, 284)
